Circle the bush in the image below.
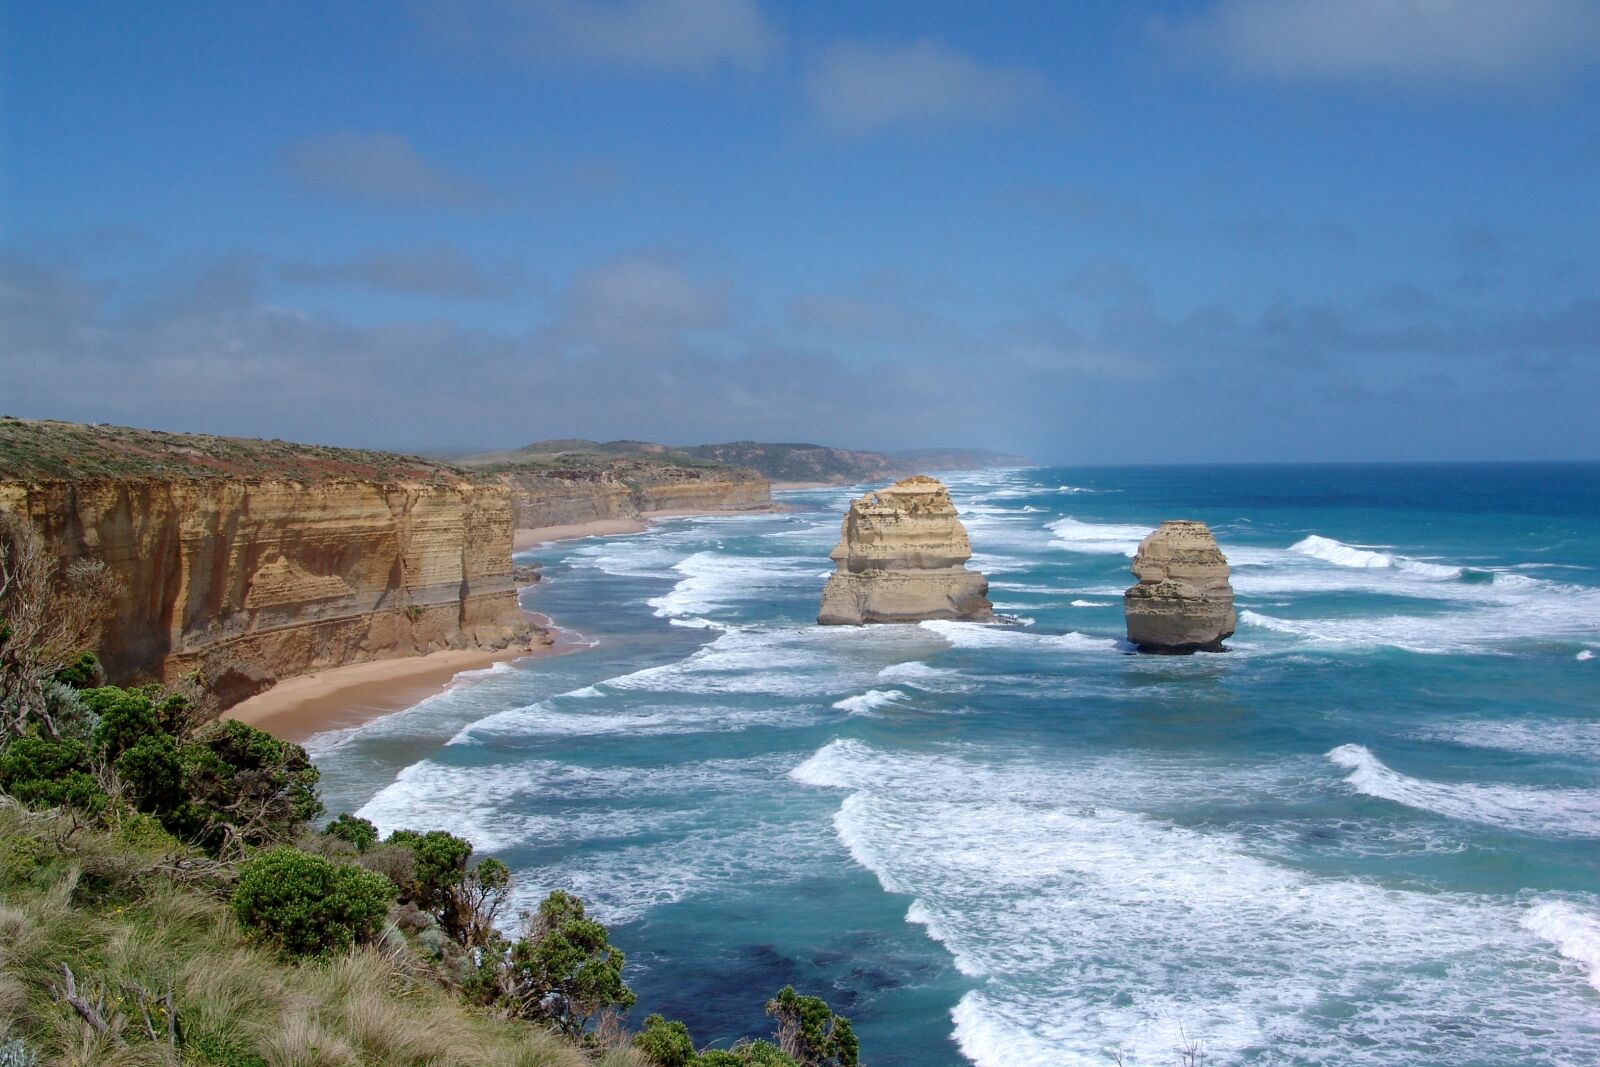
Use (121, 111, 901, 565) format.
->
(86, 685, 163, 758)
(231, 847, 395, 957)
(500, 889, 635, 1035)
(323, 812, 378, 852)
(115, 729, 185, 812)
(635, 1014, 696, 1067)
(0, 736, 107, 814)
(698, 1043, 799, 1067)
(386, 828, 508, 946)
(766, 987, 857, 1067)
(53, 651, 103, 689)
(178, 719, 321, 853)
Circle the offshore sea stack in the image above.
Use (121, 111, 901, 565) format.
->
(1124, 520, 1236, 653)
(817, 476, 993, 626)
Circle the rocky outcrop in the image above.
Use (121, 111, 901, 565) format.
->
(0, 419, 533, 707)
(1123, 520, 1236, 653)
(817, 476, 992, 625)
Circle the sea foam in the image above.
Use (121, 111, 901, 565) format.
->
(792, 739, 1600, 1065)
(1327, 744, 1600, 837)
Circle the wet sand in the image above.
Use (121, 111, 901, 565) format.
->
(224, 613, 586, 744)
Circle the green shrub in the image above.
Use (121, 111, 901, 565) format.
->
(178, 720, 321, 852)
(116, 729, 185, 811)
(385, 827, 507, 945)
(698, 1043, 799, 1067)
(231, 847, 395, 957)
(635, 1014, 696, 1067)
(53, 651, 103, 689)
(86, 685, 162, 757)
(323, 812, 378, 852)
(500, 889, 635, 1035)
(766, 987, 857, 1067)
(0, 736, 107, 814)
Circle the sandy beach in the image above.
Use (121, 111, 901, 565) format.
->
(224, 613, 586, 744)
(513, 506, 783, 551)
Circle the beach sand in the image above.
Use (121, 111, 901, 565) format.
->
(235, 505, 783, 744)
(513, 506, 783, 551)
(224, 613, 584, 744)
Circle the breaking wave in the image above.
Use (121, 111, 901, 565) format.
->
(1327, 744, 1600, 837)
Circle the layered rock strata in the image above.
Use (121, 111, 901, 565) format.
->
(817, 476, 992, 625)
(495, 463, 771, 531)
(1123, 520, 1236, 653)
(0, 419, 533, 707)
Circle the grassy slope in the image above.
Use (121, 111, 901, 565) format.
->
(0, 418, 488, 484)
(0, 803, 644, 1067)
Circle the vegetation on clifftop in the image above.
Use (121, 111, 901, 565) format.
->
(0, 417, 490, 484)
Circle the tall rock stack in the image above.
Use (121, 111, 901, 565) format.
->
(817, 476, 993, 625)
(1124, 520, 1236, 653)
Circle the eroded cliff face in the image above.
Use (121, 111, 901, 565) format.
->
(498, 463, 770, 530)
(1123, 520, 1236, 653)
(817, 475, 992, 625)
(0, 477, 530, 705)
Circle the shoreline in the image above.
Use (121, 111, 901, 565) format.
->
(514, 505, 784, 550)
(224, 611, 585, 744)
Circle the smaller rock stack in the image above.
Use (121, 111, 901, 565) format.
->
(817, 476, 993, 626)
(1124, 520, 1236, 653)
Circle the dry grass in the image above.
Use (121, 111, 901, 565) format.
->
(0, 803, 648, 1067)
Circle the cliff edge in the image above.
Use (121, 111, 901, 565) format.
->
(0, 418, 533, 706)
(817, 475, 992, 625)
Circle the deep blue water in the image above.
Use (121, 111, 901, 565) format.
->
(313, 464, 1600, 1066)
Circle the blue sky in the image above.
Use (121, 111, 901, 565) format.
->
(3, 0, 1598, 461)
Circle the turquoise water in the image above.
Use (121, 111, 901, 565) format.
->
(313, 464, 1600, 1066)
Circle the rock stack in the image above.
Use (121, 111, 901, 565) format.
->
(1124, 520, 1236, 653)
(817, 476, 993, 626)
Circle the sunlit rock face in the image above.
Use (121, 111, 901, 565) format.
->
(1123, 520, 1236, 653)
(817, 476, 992, 626)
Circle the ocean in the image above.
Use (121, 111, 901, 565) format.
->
(310, 464, 1600, 1067)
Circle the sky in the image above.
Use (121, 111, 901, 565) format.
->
(3, 0, 1598, 463)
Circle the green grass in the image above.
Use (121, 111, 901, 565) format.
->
(0, 418, 495, 486)
(0, 802, 646, 1067)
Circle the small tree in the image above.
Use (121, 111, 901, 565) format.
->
(0, 514, 121, 740)
(767, 987, 858, 1067)
(386, 828, 509, 947)
(500, 889, 635, 1036)
(231, 847, 395, 957)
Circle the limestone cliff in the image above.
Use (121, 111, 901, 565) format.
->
(487, 458, 771, 531)
(817, 476, 992, 625)
(0, 419, 532, 706)
(1123, 520, 1236, 653)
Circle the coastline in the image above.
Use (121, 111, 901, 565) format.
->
(513, 505, 784, 550)
(224, 612, 583, 744)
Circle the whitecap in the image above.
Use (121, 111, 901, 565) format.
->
(831, 688, 907, 715)
(1327, 744, 1600, 836)
(1290, 534, 1462, 580)
(792, 739, 1600, 1065)
(1525, 900, 1600, 994)
(1045, 517, 1152, 556)
(919, 619, 1122, 652)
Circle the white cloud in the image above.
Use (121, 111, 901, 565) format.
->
(555, 251, 732, 353)
(805, 38, 1045, 135)
(281, 132, 490, 207)
(1174, 0, 1600, 88)
(420, 0, 776, 74)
